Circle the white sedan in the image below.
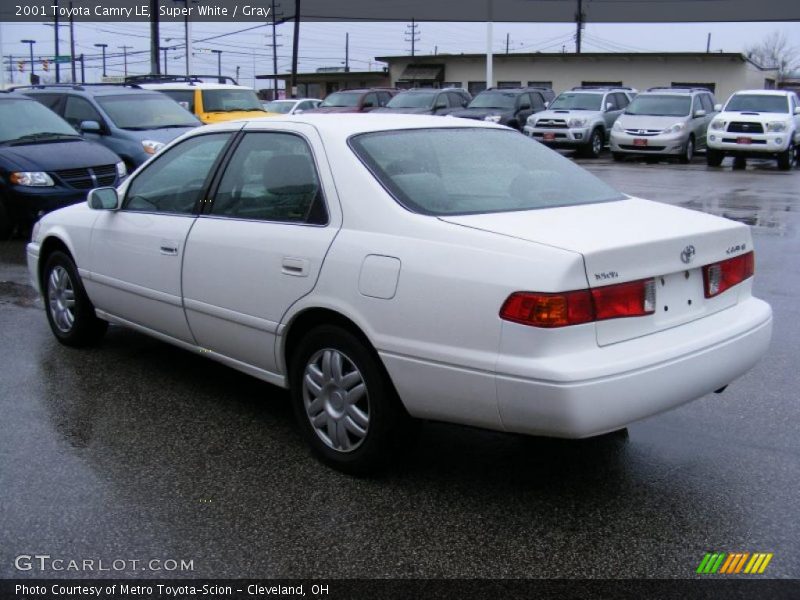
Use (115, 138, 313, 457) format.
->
(27, 114, 772, 473)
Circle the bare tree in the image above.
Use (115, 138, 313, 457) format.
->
(746, 31, 799, 82)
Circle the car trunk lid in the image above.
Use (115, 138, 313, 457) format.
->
(441, 198, 752, 345)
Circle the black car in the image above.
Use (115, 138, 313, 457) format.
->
(372, 88, 471, 115)
(0, 93, 124, 238)
(449, 87, 554, 131)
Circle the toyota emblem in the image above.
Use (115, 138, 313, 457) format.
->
(681, 245, 696, 264)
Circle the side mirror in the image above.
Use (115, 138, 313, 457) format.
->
(794, 106, 800, 115)
(87, 187, 119, 211)
(544, 101, 549, 108)
(694, 109, 707, 118)
(80, 120, 102, 133)
(294, 109, 304, 114)
(605, 102, 614, 111)
(714, 103, 723, 112)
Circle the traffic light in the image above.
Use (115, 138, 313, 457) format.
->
(17, 60, 24, 72)
(42, 59, 49, 72)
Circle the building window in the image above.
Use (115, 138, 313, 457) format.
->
(582, 81, 623, 88)
(671, 82, 716, 93)
(442, 81, 462, 89)
(527, 81, 553, 89)
(764, 78, 776, 89)
(497, 81, 521, 89)
(468, 81, 487, 95)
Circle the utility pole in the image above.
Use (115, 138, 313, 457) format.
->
(161, 46, 169, 75)
(118, 45, 131, 77)
(575, 0, 584, 54)
(706, 33, 711, 53)
(69, 1, 76, 82)
(53, 0, 60, 82)
(506, 33, 510, 55)
(270, 0, 280, 96)
(94, 43, 107, 78)
(236, 65, 240, 81)
(405, 19, 420, 57)
(345, 32, 349, 72)
(0, 23, 5, 88)
(79, 53, 85, 83)
(290, 0, 300, 98)
(211, 49, 222, 77)
(150, 0, 160, 74)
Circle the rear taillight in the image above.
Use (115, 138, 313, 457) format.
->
(703, 252, 754, 298)
(500, 278, 655, 328)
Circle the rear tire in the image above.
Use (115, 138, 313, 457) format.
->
(706, 148, 724, 167)
(290, 325, 412, 475)
(0, 196, 13, 240)
(732, 157, 747, 170)
(777, 142, 795, 171)
(43, 251, 108, 347)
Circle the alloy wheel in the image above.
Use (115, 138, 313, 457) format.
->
(47, 265, 76, 333)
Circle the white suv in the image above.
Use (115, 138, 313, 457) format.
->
(707, 89, 800, 170)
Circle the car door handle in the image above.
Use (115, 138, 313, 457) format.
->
(281, 257, 309, 277)
(160, 240, 179, 256)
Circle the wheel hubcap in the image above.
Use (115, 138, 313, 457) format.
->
(593, 133, 602, 154)
(47, 266, 76, 333)
(303, 348, 369, 453)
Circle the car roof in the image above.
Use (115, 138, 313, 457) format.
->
(202, 113, 502, 137)
(12, 84, 165, 97)
(730, 89, 794, 96)
(139, 82, 249, 90)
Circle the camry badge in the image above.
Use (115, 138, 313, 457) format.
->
(681, 245, 696, 264)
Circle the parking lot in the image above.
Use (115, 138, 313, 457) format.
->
(1, 154, 798, 579)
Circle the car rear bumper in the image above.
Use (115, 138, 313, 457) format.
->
(496, 298, 772, 437)
(383, 298, 771, 438)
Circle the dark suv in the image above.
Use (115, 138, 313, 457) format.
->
(308, 89, 399, 113)
(373, 88, 471, 115)
(449, 87, 555, 131)
(19, 83, 201, 169)
(0, 93, 124, 238)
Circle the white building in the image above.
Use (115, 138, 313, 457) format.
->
(376, 52, 778, 103)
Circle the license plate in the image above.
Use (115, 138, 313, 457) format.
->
(543, 132, 556, 141)
(633, 138, 648, 147)
(736, 137, 752, 145)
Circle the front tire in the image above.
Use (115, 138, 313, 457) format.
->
(777, 142, 795, 171)
(583, 128, 604, 158)
(290, 325, 410, 475)
(679, 135, 694, 164)
(43, 251, 107, 347)
(732, 157, 747, 170)
(706, 148, 724, 167)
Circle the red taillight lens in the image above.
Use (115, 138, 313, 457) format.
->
(500, 278, 655, 328)
(703, 251, 754, 298)
(500, 290, 594, 328)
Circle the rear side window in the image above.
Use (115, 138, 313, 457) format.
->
(210, 132, 327, 224)
(699, 94, 714, 112)
(350, 128, 623, 216)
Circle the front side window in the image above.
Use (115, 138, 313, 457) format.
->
(724, 94, 789, 114)
(210, 132, 326, 224)
(96, 94, 200, 129)
(625, 95, 692, 117)
(63, 96, 104, 128)
(350, 128, 623, 216)
(124, 133, 231, 214)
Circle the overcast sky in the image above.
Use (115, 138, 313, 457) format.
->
(1, 20, 798, 88)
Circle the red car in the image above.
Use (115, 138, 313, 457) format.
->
(307, 89, 398, 113)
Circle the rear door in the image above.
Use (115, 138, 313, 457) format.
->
(87, 131, 235, 342)
(180, 123, 341, 375)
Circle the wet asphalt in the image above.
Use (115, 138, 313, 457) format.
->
(1, 154, 799, 580)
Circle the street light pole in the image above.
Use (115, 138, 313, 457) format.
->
(94, 43, 107, 78)
(211, 49, 222, 78)
(21, 39, 36, 83)
(69, 2, 76, 82)
(118, 45, 131, 77)
(162, 46, 169, 75)
(53, 0, 60, 82)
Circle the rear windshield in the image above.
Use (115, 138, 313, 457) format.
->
(549, 93, 603, 111)
(468, 92, 517, 109)
(201, 89, 263, 112)
(387, 92, 437, 109)
(625, 94, 691, 117)
(320, 92, 361, 108)
(724, 94, 789, 114)
(349, 128, 623, 216)
(96, 94, 200, 129)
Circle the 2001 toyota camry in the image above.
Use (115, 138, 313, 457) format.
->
(27, 115, 772, 473)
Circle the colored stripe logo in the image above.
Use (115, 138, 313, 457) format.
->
(696, 552, 773, 574)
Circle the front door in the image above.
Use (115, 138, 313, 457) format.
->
(181, 124, 340, 375)
(86, 131, 234, 342)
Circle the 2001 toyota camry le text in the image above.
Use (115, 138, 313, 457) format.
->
(27, 114, 772, 473)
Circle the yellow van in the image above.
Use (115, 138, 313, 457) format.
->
(140, 81, 277, 124)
